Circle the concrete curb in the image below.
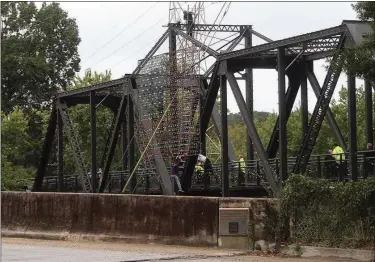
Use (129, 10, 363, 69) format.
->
(1, 230, 246, 255)
(282, 245, 374, 261)
(3, 230, 374, 261)
(1, 230, 218, 247)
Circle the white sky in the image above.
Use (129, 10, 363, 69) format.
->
(58, 1, 364, 114)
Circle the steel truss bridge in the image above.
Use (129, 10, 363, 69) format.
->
(32, 19, 374, 197)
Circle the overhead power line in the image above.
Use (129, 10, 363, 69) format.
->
(92, 16, 166, 67)
(84, 2, 159, 61)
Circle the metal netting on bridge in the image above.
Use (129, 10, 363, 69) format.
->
(135, 50, 202, 171)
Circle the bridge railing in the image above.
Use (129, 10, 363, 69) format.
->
(35, 151, 375, 193)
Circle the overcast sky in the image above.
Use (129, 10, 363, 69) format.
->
(58, 1, 363, 114)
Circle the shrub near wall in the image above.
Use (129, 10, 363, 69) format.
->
(1, 192, 219, 246)
(281, 174, 375, 248)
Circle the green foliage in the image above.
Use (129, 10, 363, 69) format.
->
(70, 70, 112, 90)
(281, 174, 375, 248)
(1, 107, 49, 190)
(342, 2, 375, 83)
(1, 2, 81, 114)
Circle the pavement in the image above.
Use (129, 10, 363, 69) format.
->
(1, 237, 365, 262)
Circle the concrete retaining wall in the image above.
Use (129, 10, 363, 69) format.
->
(1, 192, 279, 248)
(1, 192, 219, 246)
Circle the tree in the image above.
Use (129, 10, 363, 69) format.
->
(342, 2, 375, 83)
(70, 70, 112, 90)
(1, 2, 81, 114)
(1, 107, 49, 190)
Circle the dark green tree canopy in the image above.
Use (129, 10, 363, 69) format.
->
(343, 2, 375, 83)
(1, 2, 81, 114)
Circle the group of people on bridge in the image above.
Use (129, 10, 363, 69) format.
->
(170, 153, 214, 194)
(170, 143, 375, 193)
(324, 143, 375, 178)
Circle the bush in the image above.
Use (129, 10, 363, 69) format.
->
(281, 174, 375, 248)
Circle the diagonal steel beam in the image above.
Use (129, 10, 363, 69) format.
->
(307, 70, 347, 151)
(98, 81, 129, 192)
(32, 105, 58, 191)
(170, 27, 219, 57)
(132, 29, 169, 76)
(293, 36, 346, 174)
(266, 67, 302, 158)
(128, 79, 173, 195)
(181, 62, 221, 191)
(226, 70, 280, 195)
(204, 34, 245, 77)
(200, 79, 237, 161)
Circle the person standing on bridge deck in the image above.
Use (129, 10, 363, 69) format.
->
(324, 149, 338, 178)
(198, 153, 213, 188)
(171, 156, 184, 194)
(364, 143, 375, 178)
(238, 155, 246, 186)
(332, 145, 347, 178)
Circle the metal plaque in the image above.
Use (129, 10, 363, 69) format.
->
(229, 222, 239, 234)
(219, 208, 249, 236)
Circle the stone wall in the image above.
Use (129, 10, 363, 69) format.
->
(1, 192, 279, 249)
(1, 192, 219, 246)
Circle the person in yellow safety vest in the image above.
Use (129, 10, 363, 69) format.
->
(195, 162, 204, 174)
(237, 154, 246, 186)
(239, 155, 245, 173)
(332, 146, 345, 163)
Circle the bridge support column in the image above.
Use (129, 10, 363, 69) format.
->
(57, 110, 64, 192)
(365, 80, 373, 146)
(200, 92, 206, 155)
(90, 91, 97, 192)
(245, 27, 254, 161)
(121, 116, 128, 189)
(220, 74, 229, 197)
(348, 74, 357, 181)
(128, 95, 136, 191)
(278, 47, 287, 182)
(301, 63, 309, 140)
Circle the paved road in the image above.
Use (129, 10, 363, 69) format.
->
(1, 238, 362, 262)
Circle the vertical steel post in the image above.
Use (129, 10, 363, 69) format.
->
(200, 92, 206, 155)
(90, 91, 97, 192)
(121, 116, 128, 189)
(348, 74, 358, 181)
(365, 80, 373, 145)
(220, 74, 229, 197)
(169, 27, 177, 155)
(278, 47, 288, 182)
(128, 95, 136, 190)
(244, 27, 254, 161)
(301, 63, 309, 139)
(57, 110, 64, 192)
